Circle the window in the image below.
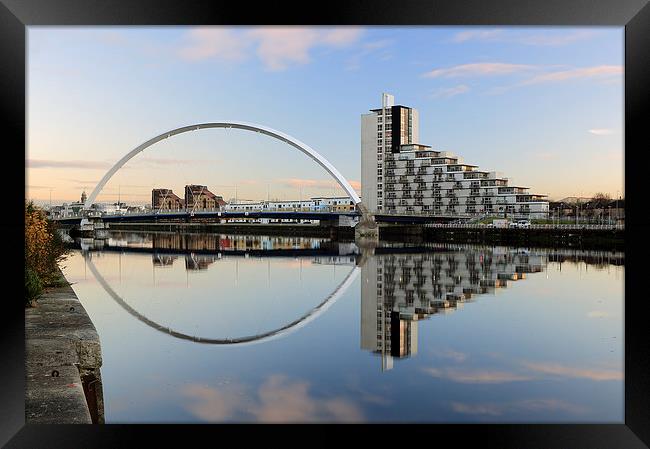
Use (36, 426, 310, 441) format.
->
(378, 124, 383, 130)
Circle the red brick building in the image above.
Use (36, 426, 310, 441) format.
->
(152, 189, 185, 210)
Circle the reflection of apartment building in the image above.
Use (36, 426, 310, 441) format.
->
(361, 245, 546, 371)
(152, 189, 185, 211)
(361, 93, 549, 219)
(184, 185, 226, 211)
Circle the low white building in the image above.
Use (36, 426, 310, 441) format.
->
(223, 196, 355, 223)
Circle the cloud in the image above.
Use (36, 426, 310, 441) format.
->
(521, 361, 623, 381)
(131, 157, 202, 166)
(588, 128, 615, 136)
(346, 39, 393, 71)
(430, 348, 468, 362)
(520, 65, 622, 85)
(179, 26, 363, 71)
(587, 310, 610, 318)
(248, 27, 362, 71)
(27, 159, 112, 169)
(181, 375, 364, 423)
(430, 84, 470, 99)
(450, 398, 589, 417)
(178, 27, 251, 62)
(252, 375, 363, 423)
(450, 29, 599, 46)
(451, 29, 504, 43)
(182, 383, 245, 421)
(349, 180, 361, 191)
(277, 178, 361, 193)
(486, 65, 623, 94)
(65, 179, 100, 185)
(423, 367, 532, 383)
(423, 63, 536, 79)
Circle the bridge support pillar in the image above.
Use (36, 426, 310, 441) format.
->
(354, 204, 379, 242)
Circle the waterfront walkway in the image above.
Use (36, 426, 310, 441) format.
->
(25, 268, 104, 424)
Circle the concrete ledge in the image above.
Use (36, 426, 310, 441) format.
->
(25, 267, 104, 424)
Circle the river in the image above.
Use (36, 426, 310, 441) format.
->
(61, 231, 624, 423)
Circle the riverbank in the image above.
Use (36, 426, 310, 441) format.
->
(380, 224, 624, 250)
(25, 266, 104, 424)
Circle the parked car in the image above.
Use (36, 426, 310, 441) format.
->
(514, 220, 531, 228)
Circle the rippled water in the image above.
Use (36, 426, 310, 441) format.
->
(61, 232, 624, 423)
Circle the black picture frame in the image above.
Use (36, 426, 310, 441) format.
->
(2, 0, 649, 447)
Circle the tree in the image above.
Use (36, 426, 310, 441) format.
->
(591, 192, 611, 209)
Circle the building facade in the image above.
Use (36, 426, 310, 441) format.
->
(152, 188, 185, 210)
(184, 185, 225, 211)
(362, 93, 549, 219)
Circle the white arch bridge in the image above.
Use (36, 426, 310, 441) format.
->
(84, 121, 369, 216)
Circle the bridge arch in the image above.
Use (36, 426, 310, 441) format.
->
(84, 122, 361, 210)
(85, 253, 359, 346)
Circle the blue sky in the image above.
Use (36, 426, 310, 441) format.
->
(26, 26, 623, 204)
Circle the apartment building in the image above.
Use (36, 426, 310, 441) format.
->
(361, 93, 549, 219)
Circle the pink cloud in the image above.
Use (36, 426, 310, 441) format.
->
(178, 27, 363, 71)
(423, 63, 536, 79)
(521, 361, 623, 381)
(277, 178, 361, 193)
(181, 375, 364, 423)
(520, 65, 622, 85)
(423, 367, 532, 383)
(178, 27, 250, 62)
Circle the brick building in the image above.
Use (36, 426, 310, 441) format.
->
(152, 189, 185, 210)
(184, 185, 226, 211)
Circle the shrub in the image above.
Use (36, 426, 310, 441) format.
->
(25, 267, 43, 306)
(25, 201, 69, 305)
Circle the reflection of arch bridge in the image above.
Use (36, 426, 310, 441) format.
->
(83, 121, 369, 216)
(85, 253, 359, 346)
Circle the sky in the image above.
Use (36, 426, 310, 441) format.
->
(26, 26, 624, 205)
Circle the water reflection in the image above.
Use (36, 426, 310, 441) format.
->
(75, 232, 623, 363)
(65, 232, 623, 423)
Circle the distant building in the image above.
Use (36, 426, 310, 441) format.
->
(361, 93, 549, 219)
(152, 189, 185, 211)
(184, 185, 225, 211)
